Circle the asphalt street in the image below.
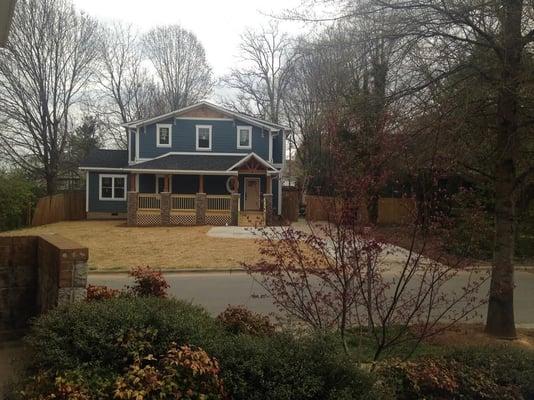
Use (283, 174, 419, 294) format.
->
(89, 270, 534, 328)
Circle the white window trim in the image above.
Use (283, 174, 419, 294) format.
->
(99, 174, 127, 201)
(196, 125, 212, 151)
(236, 125, 252, 149)
(155, 175, 172, 193)
(156, 123, 172, 148)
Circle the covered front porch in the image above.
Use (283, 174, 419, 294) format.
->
(125, 156, 278, 227)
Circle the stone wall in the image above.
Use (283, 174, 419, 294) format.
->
(0, 235, 88, 337)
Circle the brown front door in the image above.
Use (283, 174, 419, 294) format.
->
(244, 178, 260, 210)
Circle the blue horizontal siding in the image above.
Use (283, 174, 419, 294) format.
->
(137, 118, 272, 160)
(88, 171, 130, 213)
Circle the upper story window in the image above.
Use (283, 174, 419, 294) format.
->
(157, 124, 172, 147)
(196, 125, 212, 151)
(99, 174, 126, 201)
(237, 126, 252, 149)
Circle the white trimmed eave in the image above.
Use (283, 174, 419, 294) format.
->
(79, 166, 238, 176)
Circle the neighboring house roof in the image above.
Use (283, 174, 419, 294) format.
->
(0, 0, 16, 47)
(122, 101, 290, 132)
(79, 149, 129, 169)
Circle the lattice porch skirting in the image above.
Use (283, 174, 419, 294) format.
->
(170, 212, 196, 226)
(205, 211, 231, 226)
(136, 211, 162, 226)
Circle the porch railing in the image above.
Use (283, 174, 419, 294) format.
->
(138, 194, 161, 210)
(206, 195, 231, 211)
(171, 194, 196, 210)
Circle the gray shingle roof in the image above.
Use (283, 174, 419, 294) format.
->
(127, 154, 245, 172)
(79, 149, 129, 169)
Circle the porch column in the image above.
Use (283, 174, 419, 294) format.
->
(198, 175, 205, 193)
(230, 192, 240, 226)
(160, 192, 171, 225)
(127, 191, 139, 226)
(263, 193, 273, 226)
(129, 173, 137, 192)
(164, 175, 170, 192)
(266, 175, 272, 195)
(196, 192, 206, 225)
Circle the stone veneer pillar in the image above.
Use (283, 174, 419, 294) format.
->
(263, 193, 273, 226)
(196, 192, 206, 225)
(230, 193, 240, 226)
(160, 192, 171, 225)
(127, 191, 139, 226)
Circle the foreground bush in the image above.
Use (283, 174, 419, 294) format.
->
(21, 297, 377, 399)
(377, 356, 523, 400)
(86, 284, 121, 301)
(444, 346, 534, 400)
(212, 333, 377, 400)
(128, 266, 170, 297)
(216, 305, 275, 336)
(27, 297, 221, 373)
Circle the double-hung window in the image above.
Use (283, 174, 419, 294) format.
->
(99, 174, 127, 201)
(237, 126, 252, 149)
(196, 125, 212, 151)
(157, 124, 172, 147)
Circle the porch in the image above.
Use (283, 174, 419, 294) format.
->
(126, 174, 275, 227)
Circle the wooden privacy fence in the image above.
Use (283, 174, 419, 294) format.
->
(282, 188, 299, 222)
(305, 195, 416, 225)
(31, 190, 86, 226)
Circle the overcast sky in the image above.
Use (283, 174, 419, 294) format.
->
(72, 0, 307, 77)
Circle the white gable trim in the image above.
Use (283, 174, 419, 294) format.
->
(226, 152, 277, 172)
(122, 101, 290, 132)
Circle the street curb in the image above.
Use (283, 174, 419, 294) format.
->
(88, 267, 246, 275)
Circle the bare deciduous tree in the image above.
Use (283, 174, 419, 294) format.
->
(97, 22, 165, 148)
(143, 25, 214, 111)
(0, 0, 99, 194)
(222, 21, 294, 123)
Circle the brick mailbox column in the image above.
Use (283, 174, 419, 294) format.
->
(127, 191, 139, 226)
(160, 192, 171, 225)
(38, 235, 88, 310)
(230, 193, 240, 226)
(263, 193, 273, 226)
(196, 192, 206, 225)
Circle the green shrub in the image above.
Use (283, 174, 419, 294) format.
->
(216, 305, 275, 336)
(377, 357, 522, 400)
(444, 346, 534, 400)
(23, 297, 377, 399)
(210, 333, 377, 400)
(0, 170, 36, 232)
(26, 297, 222, 373)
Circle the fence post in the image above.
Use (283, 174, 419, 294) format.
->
(195, 193, 206, 225)
(160, 192, 171, 225)
(127, 192, 138, 226)
(230, 193, 240, 226)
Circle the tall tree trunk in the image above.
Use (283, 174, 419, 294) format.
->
(485, 0, 522, 338)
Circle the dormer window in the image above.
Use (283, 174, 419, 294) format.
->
(237, 126, 252, 149)
(196, 125, 212, 151)
(157, 124, 172, 147)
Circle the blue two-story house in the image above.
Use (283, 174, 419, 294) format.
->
(79, 101, 288, 226)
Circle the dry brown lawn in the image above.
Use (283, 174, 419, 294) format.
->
(1, 220, 263, 270)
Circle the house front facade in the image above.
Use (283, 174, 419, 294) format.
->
(79, 101, 287, 226)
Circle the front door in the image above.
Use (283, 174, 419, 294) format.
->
(244, 178, 260, 210)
